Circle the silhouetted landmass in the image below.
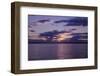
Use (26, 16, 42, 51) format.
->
(28, 39, 87, 44)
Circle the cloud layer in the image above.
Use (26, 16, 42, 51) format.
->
(28, 15, 88, 33)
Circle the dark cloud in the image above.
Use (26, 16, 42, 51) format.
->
(68, 28, 77, 32)
(40, 30, 59, 37)
(54, 20, 69, 23)
(40, 30, 70, 37)
(37, 19, 50, 23)
(71, 28, 77, 31)
(40, 31, 88, 42)
(66, 17, 88, 26)
(54, 17, 88, 26)
(29, 30, 35, 32)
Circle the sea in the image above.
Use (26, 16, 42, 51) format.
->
(28, 43, 88, 60)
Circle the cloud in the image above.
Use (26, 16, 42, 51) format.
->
(68, 28, 77, 32)
(66, 17, 88, 26)
(71, 28, 77, 31)
(30, 30, 35, 32)
(54, 20, 69, 23)
(54, 17, 88, 26)
(28, 22, 38, 26)
(37, 19, 50, 23)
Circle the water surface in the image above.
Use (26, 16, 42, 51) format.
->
(28, 43, 88, 60)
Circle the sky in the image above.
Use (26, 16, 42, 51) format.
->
(28, 15, 88, 34)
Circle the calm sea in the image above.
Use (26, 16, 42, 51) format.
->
(28, 43, 88, 60)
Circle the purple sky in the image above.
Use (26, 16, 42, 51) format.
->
(28, 15, 88, 34)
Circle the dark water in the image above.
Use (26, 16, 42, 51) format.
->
(28, 43, 88, 60)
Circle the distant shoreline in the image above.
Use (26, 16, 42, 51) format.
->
(28, 39, 87, 44)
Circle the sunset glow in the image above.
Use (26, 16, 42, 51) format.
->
(56, 33, 73, 42)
